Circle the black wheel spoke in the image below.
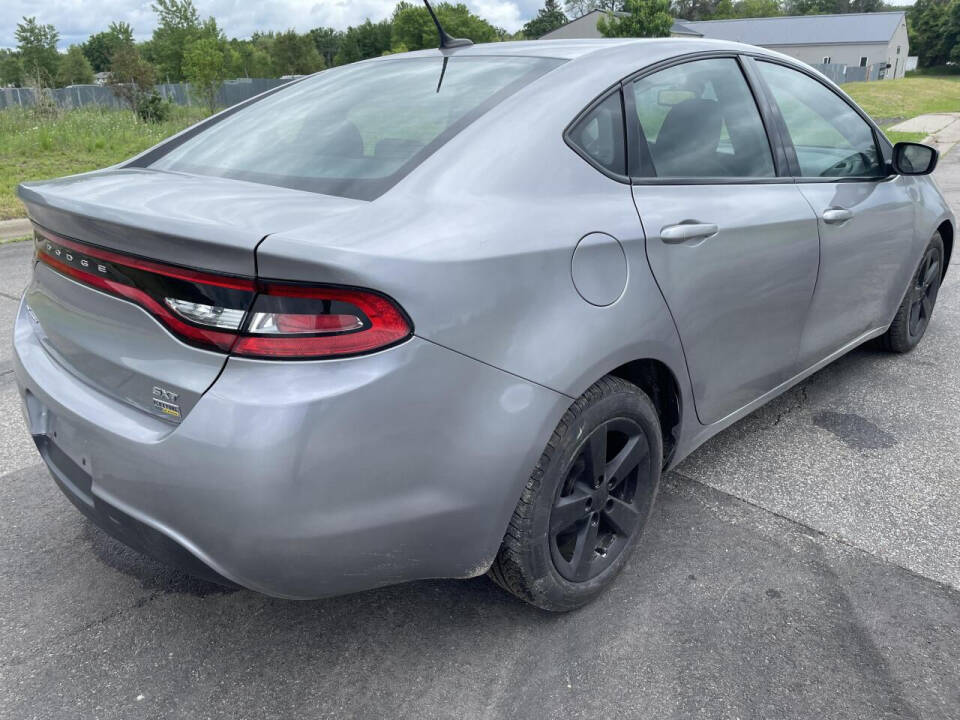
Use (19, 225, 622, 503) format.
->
(921, 294, 933, 321)
(909, 301, 922, 332)
(571, 519, 600, 581)
(550, 492, 590, 534)
(603, 497, 640, 536)
(605, 435, 648, 492)
(586, 429, 607, 487)
(923, 259, 940, 288)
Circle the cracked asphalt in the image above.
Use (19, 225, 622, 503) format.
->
(2, 154, 959, 718)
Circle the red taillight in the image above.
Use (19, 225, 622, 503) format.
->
(232, 284, 411, 359)
(33, 226, 412, 359)
(34, 227, 254, 353)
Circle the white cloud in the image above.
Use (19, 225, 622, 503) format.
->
(1, 0, 543, 49)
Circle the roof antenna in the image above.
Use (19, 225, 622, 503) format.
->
(423, 0, 473, 49)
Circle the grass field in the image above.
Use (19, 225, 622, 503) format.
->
(0, 106, 205, 220)
(1, 75, 959, 220)
(844, 75, 960, 144)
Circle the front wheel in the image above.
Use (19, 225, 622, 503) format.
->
(489, 376, 663, 611)
(883, 232, 945, 353)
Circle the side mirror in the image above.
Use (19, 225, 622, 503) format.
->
(892, 142, 939, 176)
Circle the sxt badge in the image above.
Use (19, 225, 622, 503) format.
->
(152, 386, 181, 419)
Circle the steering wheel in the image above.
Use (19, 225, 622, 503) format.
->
(820, 151, 873, 177)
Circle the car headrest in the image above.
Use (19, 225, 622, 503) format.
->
(656, 98, 723, 156)
(316, 121, 365, 158)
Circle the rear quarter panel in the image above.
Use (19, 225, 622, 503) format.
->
(256, 44, 695, 412)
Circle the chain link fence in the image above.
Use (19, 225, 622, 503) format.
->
(0, 77, 292, 112)
(811, 62, 887, 85)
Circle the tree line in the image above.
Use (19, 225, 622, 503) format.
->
(0, 0, 953, 114)
(0, 1, 517, 93)
(908, 0, 960, 68)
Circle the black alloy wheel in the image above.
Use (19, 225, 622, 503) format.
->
(883, 232, 945, 353)
(489, 376, 663, 611)
(907, 244, 942, 343)
(549, 418, 651, 582)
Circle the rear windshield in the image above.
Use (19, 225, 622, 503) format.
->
(146, 56, 563, 200)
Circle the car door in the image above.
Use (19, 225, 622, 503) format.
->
(628, 56, 821, 426)
(754, 60, 916, 367)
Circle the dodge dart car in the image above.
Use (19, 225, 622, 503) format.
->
(13, 38, 952, 611)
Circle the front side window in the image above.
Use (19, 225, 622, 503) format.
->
(148, 56, 564, 200)
(758, 61, 884, 179)
(630, 58, 775, 179)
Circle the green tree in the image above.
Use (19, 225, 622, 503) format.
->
(58, 45, 95, 86)
(269, 30, 324, 75)
(0, 50, 24, 87)
(391, 2, 499, 51)
(908, 0, 952, 67)
(333, 20, 394, 65)
(597, 0, 673, 36)
(229, 39, 274, 77)
(183, 36, 227, 114)
(709, 0, 782, 18)
(149, 0, 205, 81)
(565, 0, 620, 16)
(944, 0, 960, 64)
(15, 17, 60, 86)
(672, 0, 724, 20)
(82, 22, 135, 73)
(109, 43, 158, 114)
(310, 27, 344, 67)
(783, 0, 886, 14)
(523, 0, 569, 37)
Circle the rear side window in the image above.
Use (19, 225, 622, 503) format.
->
(757, 61, 884, 179)
(567, 92, 626, 176)
(633, 58, 775, 178)
(630, 58, 775, 179)
(148, 56, 564, 200)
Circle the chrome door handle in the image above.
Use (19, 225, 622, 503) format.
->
(822, 207, 853, 224)
(661, 222, 719, 244)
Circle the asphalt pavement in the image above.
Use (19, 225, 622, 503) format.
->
(1, 155, 959, 718)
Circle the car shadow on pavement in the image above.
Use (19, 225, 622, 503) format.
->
(45, 471, 958, 720)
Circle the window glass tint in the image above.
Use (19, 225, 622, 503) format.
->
(149, 56, 564, 200)
(568, 92, 626, 176)
(630, 58, 774, 179)
(758, 62, 884, 178)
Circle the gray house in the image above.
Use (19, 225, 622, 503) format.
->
(539, 10, 702, 40)
(682, 12, 908, 79)
(541, 11, 908, 80)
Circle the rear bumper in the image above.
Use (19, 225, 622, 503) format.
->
(35, 434, 237, 587)
(13, 299, 566, 598)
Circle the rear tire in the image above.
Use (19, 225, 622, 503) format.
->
(883, 232, 945, 353)
(489, 376, 662, 612)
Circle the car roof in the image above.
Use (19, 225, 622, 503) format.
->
(374, 37, 767, 63)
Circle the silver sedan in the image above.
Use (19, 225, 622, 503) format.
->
(14, 38, 952, 610)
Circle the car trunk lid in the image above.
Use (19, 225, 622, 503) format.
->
(18, 168, 365, 423)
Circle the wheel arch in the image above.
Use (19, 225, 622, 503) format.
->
(607, 358, 682, 466)
(938, 219, 954, 279)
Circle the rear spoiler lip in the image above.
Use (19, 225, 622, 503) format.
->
(17, 170, 264, 278)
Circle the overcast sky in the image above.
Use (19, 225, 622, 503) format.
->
(1, 0, 545, 50)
